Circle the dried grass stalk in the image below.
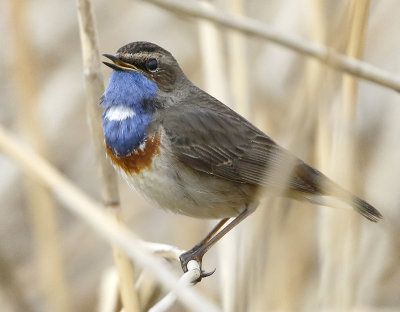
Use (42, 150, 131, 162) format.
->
(0, 124, 220, 312)
(76, 0, 140, 310)
(318, 0, 371, 309)
(145, 0, 400, 92)
(10, 0, 72, 311)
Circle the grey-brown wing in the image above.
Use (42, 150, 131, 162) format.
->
(159, 94, 324, 195)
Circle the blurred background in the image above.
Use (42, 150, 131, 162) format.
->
(1, 0, 399, 311)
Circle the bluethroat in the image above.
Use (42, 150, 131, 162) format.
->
(101, 41, 382, 280)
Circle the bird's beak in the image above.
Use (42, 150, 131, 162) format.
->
(102, 54, 139, 72)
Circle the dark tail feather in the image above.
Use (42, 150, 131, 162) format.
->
(291, 162, 383, 222)
(352, 196, 383, 222)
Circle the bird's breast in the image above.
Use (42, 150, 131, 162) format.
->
(106, 129, 255, 219)
(106, 133, 162, 175)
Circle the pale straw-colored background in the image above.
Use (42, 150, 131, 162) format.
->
(0, 0, 399, 311)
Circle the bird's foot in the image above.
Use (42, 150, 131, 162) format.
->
(179, 247, 216, 283)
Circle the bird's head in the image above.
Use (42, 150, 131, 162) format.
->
(103, 41, 184, 95)
(102, 42, 185, 155)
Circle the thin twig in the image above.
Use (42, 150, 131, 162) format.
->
(142, 0, 400, 92)
(76, 0, 140, 311)
(0, 125, 220, 312)
(145, 242, 184, 260)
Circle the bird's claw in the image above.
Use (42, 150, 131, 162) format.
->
(192, 267, 216, 284)
(179, 248, 215, 283)
(179, 249, 202, 273)
(200, 268, 216, 279)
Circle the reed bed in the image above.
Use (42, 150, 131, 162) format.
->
(0, 0, 399, 311)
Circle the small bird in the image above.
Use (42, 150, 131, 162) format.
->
(101, 41, 382, 279)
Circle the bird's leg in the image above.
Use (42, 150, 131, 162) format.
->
(188, 218, 230, 253)
(179, 208, 252, 281)
(179, 217, 228, 278)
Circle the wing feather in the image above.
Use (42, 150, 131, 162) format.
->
(158, 89, 324, 194)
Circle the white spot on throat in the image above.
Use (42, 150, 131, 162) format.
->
(105, 105, 135, 121)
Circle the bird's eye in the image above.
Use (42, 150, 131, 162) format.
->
(145, 59, 158, 72)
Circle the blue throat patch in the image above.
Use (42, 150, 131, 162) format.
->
(101, 71, 158, 157)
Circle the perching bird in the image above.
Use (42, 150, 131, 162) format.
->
(101, 41, 382, 280)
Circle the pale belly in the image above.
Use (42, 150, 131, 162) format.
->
(118, 146, 258, 219)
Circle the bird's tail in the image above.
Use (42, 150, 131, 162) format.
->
(290, 162, 383, 222)
(350, 195, 382, 222)
(320, 178, 383, 222)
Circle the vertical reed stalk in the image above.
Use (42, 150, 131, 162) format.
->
(226, 0, 250, 118)
(197, 1, 229, 102)
(0, 249, 34, 312)
(214, 1, 252, 310)
(76, 1, 140, 311)
(342, 0, 370, 120)
(10, 1, 73, 311)
(311, 0, 340, 308)
(196, 1, 234, 309)
(339, 0, 370, 306)
(318, 0, 370, 309)
(225, 1, 252, 310)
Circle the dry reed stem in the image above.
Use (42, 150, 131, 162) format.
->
(308, 2, 340, 309)
(196, 2, 235, 309)
(318, 0, 371, 309)
(143, 0, 400, 92)
(76, 0, 140, 311)
(248, 2, 320, 308)
(136, 270, 162, 311)
(197, 1, 229, 102)
(0, 125, 220, 312)
(0, 251, 34, 312)
(111, 212, 140, 312)
(136, 244, 184, 310)
(10, 1, 73, 311)
(222, 1, 252, 310)
(226, 0, 250, 118)
(98, 250, 187, 312)
(98, 268, 120, 312)
(342, 0, 370, 119)
(299, 0, 332, 308)
(313, 0, 333, 174)
(251, 3, 328, 307)
(146, 242, 184, 259)
(148, 260, 201, 312)
(312, 0, 348, 309)
(338, 0, 369, 306)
